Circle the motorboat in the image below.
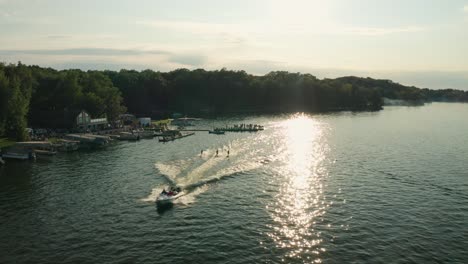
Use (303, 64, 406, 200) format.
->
(34, 149, 57, 156)
(118, 131, 140, 141)
(1, 148, 36, 160)
(156, 187, 184, 204)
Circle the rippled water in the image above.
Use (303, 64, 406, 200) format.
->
(1, 103, 467, 263)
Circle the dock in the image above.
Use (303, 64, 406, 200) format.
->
(65, 134, 110, 147)
(213, 124, 264, 132)
(16, 141, 57, 156)
(177, 129, 210, 132)
(159, 132, 195, 142)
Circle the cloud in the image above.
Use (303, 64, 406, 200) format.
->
(135, 19, 251, 45)
(168, 54, 207, 67)
(464, 5, 468, 13)
(0, 48, 171, 56)
(135, 19, 233, 35)
(51, 62, 151, 71)
(0, 47, 210, 72)
(343, 26, 425, 36)
(136, 18, 425, 40)
(46, 35, 72, 39)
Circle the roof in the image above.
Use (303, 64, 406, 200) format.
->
(90, 118, 108, 124)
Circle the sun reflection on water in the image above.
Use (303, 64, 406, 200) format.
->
(266, 113, 329, 263)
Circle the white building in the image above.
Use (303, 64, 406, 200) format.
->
(138, 117, 151, 127)
(76, 111, 108, 131)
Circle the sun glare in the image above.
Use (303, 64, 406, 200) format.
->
(266, 113, 328, 261)
(284, 113, 321, 182)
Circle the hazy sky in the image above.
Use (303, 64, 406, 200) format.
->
(1, 0, 468, 89)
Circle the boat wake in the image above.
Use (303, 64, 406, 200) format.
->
(143, 136, 271, 204)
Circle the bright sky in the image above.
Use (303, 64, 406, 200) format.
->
(1, 0, 468, 89)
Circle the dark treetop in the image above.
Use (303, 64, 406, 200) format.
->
(1, 62, 467, 140)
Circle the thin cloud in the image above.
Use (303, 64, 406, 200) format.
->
(0, 48, 171, 56)
(224, 59, 286, 75)
(168, 54, 207, 67)
(137, 18, 425, 38)
(135, 19, 234, 35)
(343, 26, 425, 36)
(46, 35, 71, 39)
(135, 19, 251, 45)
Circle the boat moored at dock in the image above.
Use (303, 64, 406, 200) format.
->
(55, 139, 80, 152)
(1, 147, 36, 160)
(16, 141, 57, 156)
(118, 131, 140, 141)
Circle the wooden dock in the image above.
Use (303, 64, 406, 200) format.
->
(65, 134, 110, 146)
(159, 132, 195, 142)
(178, 129, 210, 132)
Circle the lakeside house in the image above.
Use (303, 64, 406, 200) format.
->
(76, 111, 108, 131)
(119, 114, 136, 126)
(138, 117, 151, 127)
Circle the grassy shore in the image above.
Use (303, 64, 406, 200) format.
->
(152, 119, 171, 126)
(0, 138, 16, 148)
(47, 138, 60, 144)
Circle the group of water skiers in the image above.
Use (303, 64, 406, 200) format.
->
(160, 148, 230, 198)
(200, 148, 229, 157)
(161, 186, 181, 196)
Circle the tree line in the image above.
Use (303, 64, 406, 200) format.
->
(1, 62, 467, 140)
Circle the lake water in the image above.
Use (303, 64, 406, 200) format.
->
(1, 103, 467, 263)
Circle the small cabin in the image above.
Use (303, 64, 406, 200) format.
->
(138, 117, 151, 127)
(119, 114, 136, 126)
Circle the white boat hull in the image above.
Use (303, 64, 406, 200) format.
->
(156, 192, 185, 204)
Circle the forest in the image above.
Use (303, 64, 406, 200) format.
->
(1, 62, 467, 140)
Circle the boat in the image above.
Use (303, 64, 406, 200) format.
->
(118, 131, 140, 141)
(154, 129, 180, 137)
(55, 139, 80, 152)
(159, 136, 174, 142)
(15, 141, 58, 157)
(208, 130, 225, 135)
(134, 129, 155, 139)
(1, 147, 36, 160)
(33, 149, 57, 156)
(156, 187, 184, 204)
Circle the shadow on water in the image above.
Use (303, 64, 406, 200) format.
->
(376, 169, 468, 200)
(156, 202, 174, 215)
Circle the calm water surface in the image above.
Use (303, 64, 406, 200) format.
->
(1, 103, 467, 263)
